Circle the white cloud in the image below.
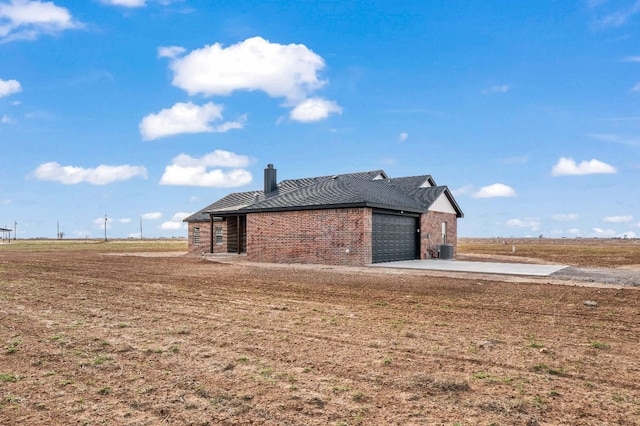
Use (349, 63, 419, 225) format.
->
(594, 2, 640, 28)
(452, 184, 474, 196)
(118, 218, 131, 224)
(602, 215, 633, 223)
(32, 162, 148, 185)
(550, 157, 617, 176)
(0, 0, 81, 43)
(164, 36, 326, 101)
(620, 231, 637, 238)
(160, 221, 184, 231)
(622, 56, 640, 62)
(159, 150, 253, 188)
(160, 36, 339, 122)
(589, 133, 639, 146)
(631, 82, 640, 92)
(473, 183, 516, 198)
(171, 150, 251, 168)
(398, 132, 408, 142)
(289, 97, 342, 122)
(93, 216, 112, 230)
(505, 217, 540, 231)
(139, 101, 245, 140)
(160, 166, 252, 188)
(160, 211, 191, 231)
(567, 228, 582, 237)
(590, 227, 617, 238)
(1, 114, 14, 123)
(99, 0, 146, 7)
(141, 212, 162, 220)
(1, 199, 11, 205)
(171, 212, 191, 222)
(158, 45, 185, 59)
(0, 78, 21, 97)
(552, 213, 579, 221)
(481, 84, 510, 94)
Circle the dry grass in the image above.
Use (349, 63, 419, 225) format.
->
(0, 238, 187, 253)
(459, 237, 640, 268)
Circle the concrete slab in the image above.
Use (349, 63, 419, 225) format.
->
(371, 259, 568, 277)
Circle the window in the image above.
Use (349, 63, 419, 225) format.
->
(194, 227, 200, 244)
(441, 222, 447, 244)
(215, 226, 223, 244)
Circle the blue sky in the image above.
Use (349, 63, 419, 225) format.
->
(1, 0, 639, 239)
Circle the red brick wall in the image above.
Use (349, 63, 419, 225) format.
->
(187, 221, 211, 254)
(246, 208, 372, 265)
(420, 211, 458, 258)
(187, 220, 229, 254)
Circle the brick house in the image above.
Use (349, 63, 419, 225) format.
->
(183, 165, 463, 266)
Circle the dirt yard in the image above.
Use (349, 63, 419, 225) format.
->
(1, 239, 639, 425)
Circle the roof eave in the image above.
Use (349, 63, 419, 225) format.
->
(206, 200, 426, 216)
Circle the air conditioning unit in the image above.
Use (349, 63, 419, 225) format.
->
(438, 244, 454, 260)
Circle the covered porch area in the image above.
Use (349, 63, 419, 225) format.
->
(1, 227, 12, 243)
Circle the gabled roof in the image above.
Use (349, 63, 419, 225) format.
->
(242, 175, 427, 213)
(184, 169, 463, 222)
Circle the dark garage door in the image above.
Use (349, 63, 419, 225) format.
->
(372, 213, 418, 263)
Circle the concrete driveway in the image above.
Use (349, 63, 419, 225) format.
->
(371, 259, 568, 277)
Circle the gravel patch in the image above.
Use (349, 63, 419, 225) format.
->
(551, 267, 640, 286)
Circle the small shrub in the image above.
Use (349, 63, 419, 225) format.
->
(612, 394, 627, 402)
(352, 391, 365, 401)
(92, 356, 109, 366)
(5, 339, 21, 354)
(472, 372, 491, 380)
(533, 363, 548, 372)
(0, 373, 19, 383)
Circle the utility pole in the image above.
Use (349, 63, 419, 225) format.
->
(57, 221, 60, 239)
(13, 221, 16, 240)
(140, 216, 143, 239)
(104, 214, 108, 241)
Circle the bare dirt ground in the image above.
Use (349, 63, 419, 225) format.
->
(1, 239, 639, 425)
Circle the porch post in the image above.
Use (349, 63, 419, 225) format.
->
(209, 215, 214, 254)
(237, 215, 241, 254)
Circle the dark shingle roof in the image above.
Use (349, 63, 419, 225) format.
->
(185, 169, 463, 221)
(183, 190, 261, 222)
(242, 175, 425, 213)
